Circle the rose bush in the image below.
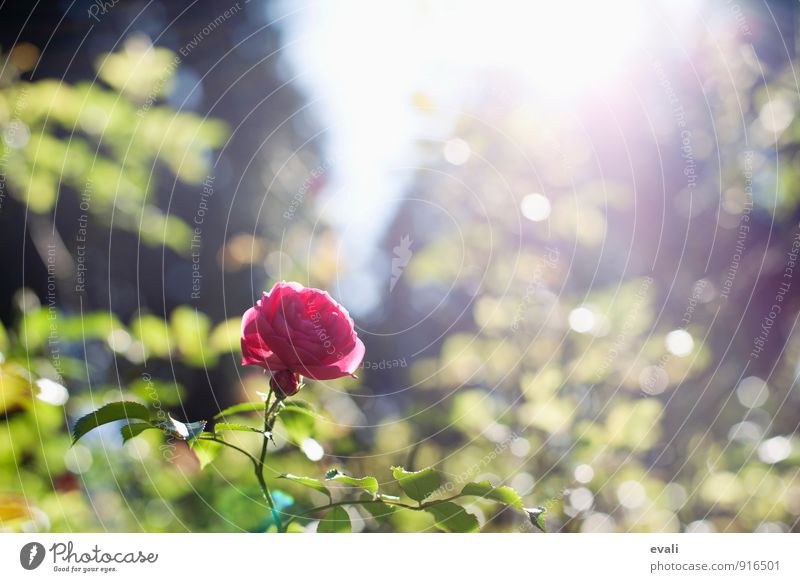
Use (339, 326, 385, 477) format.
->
(70, 282, 541, 533)
(241, 282, 365, 397)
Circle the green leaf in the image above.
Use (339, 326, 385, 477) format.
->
(19, 308, 50, 351)
(0, 319, 9, 354)
(360, 497, 396, 522)
(208, 318, 241, 353)
(391, 466, 441, 503)
(426, 502, 479, 533)
(525, 507, 547, 532)
(158, 414, 206, 442)
(72, 401, 151, 443)
(281, 399, 315, 410)
(190, 437, 222, 469)
(325, 468, 379, 496)
(120, 422, 157, 443)
(170, 306, 213, 367)
(130, 314, 171, 358)
(60, 312, 123, 342)
(278, 407, 315, 443)
(213, 402, 265, 419)
(212, 399, 318, 420)
(130, 378, 185, 406)
(317, 506, 351, 533)
(214, 422, 264, 435)
(279, 474, 331, 500)
(0, 364, 32, 415)
(281, 401, 321, 418)
(461, 481, 523, 509)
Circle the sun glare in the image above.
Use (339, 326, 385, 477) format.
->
(424, 0, 647, 96)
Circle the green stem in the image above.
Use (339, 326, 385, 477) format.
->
(197, 436, 258, 466)
(198, 433, 282, 532)
(256, 388, 284, 532)
(197, 435, 281, 530)
(256, 464, 282, 532)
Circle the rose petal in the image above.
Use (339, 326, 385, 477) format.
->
(240, 305, 288, 370)
(297, 337, 365, 380)
(241, 281, 365, 380)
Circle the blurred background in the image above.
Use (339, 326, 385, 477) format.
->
(1, 0, 800, 532)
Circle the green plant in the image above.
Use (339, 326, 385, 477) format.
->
(70, 382, 546, 533)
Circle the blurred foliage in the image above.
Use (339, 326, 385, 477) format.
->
(0, 37, 227, 254)
(2, 3, 800, 535)
(368, 29, 800, 533)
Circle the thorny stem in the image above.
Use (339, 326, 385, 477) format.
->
(256, 387, 284, 532)
(203, 384, 286, 532)
(197, 434, 283, 530)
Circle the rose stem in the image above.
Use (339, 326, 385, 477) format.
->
(255, 386, 284, 532)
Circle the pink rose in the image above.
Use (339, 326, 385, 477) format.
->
(241, 282, 365, 395)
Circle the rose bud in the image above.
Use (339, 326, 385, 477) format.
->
(270, 370, 301, 399)
(240, 282, 365, 393)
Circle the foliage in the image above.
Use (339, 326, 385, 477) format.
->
(0, 38, 226, 254)
(2, 3, 800, 536)
(69, 392, 543, 533)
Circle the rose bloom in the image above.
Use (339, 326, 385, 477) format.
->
(241, 282, 365, 397)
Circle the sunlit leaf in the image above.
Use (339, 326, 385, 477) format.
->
(214, 422, 263, 435)
(190, 437, 222, 469)
(391, 466, 441, 503)
(19, 308, 50, 351)
(279, 474, 331, 500)
(213, 402, 264, 419)
(23, 170, 57, 212)
(426, 502, 479, 533)
(58, 312, 123, 342)
(95, 45, 177, 101)
(0, 320, 9, 354)
(130, 314, 171, 358)
(360, 499, 396, 522)
(280, 400, 321, 418)
(148, 212, 193, 256)
(120, 422, 157, 443)
(170, 306, 212, 367)
(325, 468, 379, 496)
(461, 481, 523, 509)
(72, 401, 151, 443)
(317, 506, 351, 533)
(209, 319, 241, 353)
(525, 507, 546, 532)
(0, 363, 31, 414)
(129, 378, 185, 407)
(278, 407, 315, 443)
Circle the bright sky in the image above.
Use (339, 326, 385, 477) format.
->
(273, 0, 699, 314)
